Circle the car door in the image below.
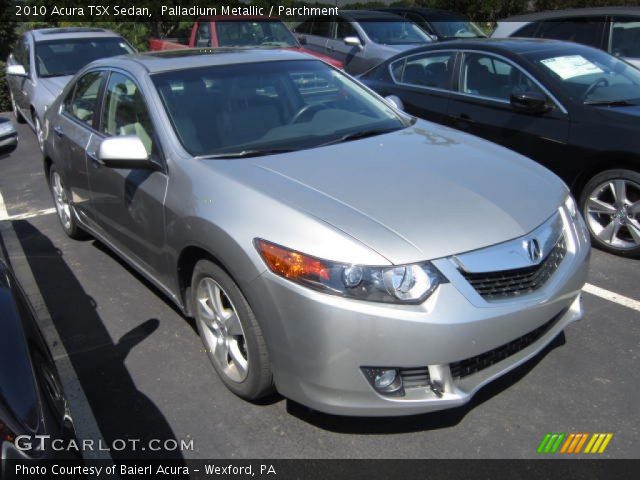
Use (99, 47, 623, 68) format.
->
(86, 70, 168, 276)
(325, 18, 365, 73)
(55, 70, 107, 223)
(380, 50, 458, 126)
(296, 17, 332, 56)
(447, 51, 570, 170)
(608, 16, 640, 68)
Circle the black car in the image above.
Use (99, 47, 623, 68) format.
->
(0, 248, 78, 466)
(360, 38, 640, 258)
(378, 7, 487, 40)
(0, 117, 18, 157)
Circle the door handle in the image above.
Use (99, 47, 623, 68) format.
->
(87, 151, 103, 168)
(53, 126, 64, 137)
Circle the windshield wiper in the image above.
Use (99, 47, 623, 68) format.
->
(319, 127, 399, 147)
(584, 99, 638, 106)
(197, 147, 299, 159)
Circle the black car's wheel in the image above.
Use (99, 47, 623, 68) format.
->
(579, 169, 640, 258)
(191, 260, 273, 400)
(49, 166, 86, 239)
(10, 91, 25, 124)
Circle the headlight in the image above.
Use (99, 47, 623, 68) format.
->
(255, 239, 446, 304)
(564, 194, 578, 220)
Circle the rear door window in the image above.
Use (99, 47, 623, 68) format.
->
(610, 17, 640, 59)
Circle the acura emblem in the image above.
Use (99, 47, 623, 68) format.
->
(526, 238, 542, 263)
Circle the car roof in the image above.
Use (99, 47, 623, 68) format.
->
(91, 48, 315, 74)
(499, 6, 640, 22)
(386, 37, 595, 57)
(340, 10, 404, 21)
(31, 27, 121, 42)
(379, 7, 470, 20)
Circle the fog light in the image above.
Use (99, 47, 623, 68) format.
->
(361, 367, 404, 396)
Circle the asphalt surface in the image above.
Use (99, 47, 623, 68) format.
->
(0, 117, 638, 460)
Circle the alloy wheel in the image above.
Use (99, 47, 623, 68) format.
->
(196, 277, 249, 383)
(51, 171, 72, 231)
(584, 178, 640, 250)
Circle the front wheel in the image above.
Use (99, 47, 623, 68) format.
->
(49, 166, 85, 239)
(191, 260, 273, 400)
(579, 169, 640, 258)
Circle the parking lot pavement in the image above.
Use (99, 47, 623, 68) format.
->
(0, 118, 638, 459)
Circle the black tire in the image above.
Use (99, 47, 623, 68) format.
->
(579, 168, 640, 259)
(191, 260, 274, 400)
(10, 90, 26, 124)
(49, 165, 86, 240)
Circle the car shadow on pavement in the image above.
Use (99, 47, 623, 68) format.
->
(11, 220, 186, 461)
(287, 333, 566, 433)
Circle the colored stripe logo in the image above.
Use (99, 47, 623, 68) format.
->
(537, 433, 613, 454)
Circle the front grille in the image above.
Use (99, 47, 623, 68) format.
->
(399, 367, 431, 389)
(461, 237, 567, 300)
(450, 313, 562, 380)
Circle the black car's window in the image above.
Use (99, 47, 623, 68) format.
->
(195, 22, 211, 47)
(530, 48, 640, 104)
(512, 22, 541, 37)
(392, 51, 455, 90)
(460, 52, 543, 101)
(311, 18, 332, 38)
(335, 19, 359, 40)
(153, 60, 405, 157)
(101, 72, 154, 155)
(63, 71, 105, 126)
(35, 37, 134, 78)
(533, 17, 606, 48)
(610, 17, 640, 59)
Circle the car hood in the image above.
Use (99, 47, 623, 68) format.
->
(211, 121, 567, 264)
(38, 75, 73, 98)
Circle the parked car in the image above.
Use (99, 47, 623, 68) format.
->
(359, 39, 640, 257)
(149, 17, 343, 69)
(0, 253, 78, 466)
(293, 10, 432, 75)
(378, 7, 487, 40)
(492, 7, 640, 69)
(5, 27, 135, 151)
(43, 48, 589, 416)
(0, 117, 18, 156)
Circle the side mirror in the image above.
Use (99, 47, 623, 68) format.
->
(344, 36, 363, 49)
(6, 64, 27, 77)
(384, 95, 404, 111)
(0, 118, 18, 157)
(98, 136, 153, 169)
(510, 91, 551, 115)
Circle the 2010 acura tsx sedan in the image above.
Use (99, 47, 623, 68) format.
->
(42, 48, 590, 416)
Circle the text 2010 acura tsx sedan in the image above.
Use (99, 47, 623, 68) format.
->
(42, 49, 590, 416)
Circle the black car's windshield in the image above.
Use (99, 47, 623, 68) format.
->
(152, 60, 407, 157)
(216, 21, 299, 48)
(430, 20, 486, 39)
(35, 38, 134, 78)
(359, 21, 431, 45)
(529, 48, 640, 105)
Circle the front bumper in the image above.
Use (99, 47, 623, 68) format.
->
(245, 210, 590, 416)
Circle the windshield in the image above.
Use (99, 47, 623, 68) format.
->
(216, 21, 298, 48)
(430, 20, 486, 39)
(529, 48, 640, 105)
(35, 38, 134, 78)
(152, 60, 406, 157)
(359, 21, 431, 45)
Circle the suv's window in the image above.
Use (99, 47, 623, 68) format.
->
(393, 51, 455, 90)
(63, 71, 105, 126)
(460, 52, 543, 101)
(101, 72, 154, 155)
(534, 17, 606, 48)
(196, 22, 211, 47)
(610, 17, 640, 59)
(311, 18, 333, 38)
(216, 21, 298, 48)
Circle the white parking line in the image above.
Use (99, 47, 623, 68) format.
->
(584, 283, 640, 312)
(0, 189, 8, 220)
(5, 207, 56, 221)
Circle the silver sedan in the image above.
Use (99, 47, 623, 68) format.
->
(43, 48, 590, 416)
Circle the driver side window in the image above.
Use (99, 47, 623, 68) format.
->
(100, 72, 155, 156)
(63, 71, 105, 126)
